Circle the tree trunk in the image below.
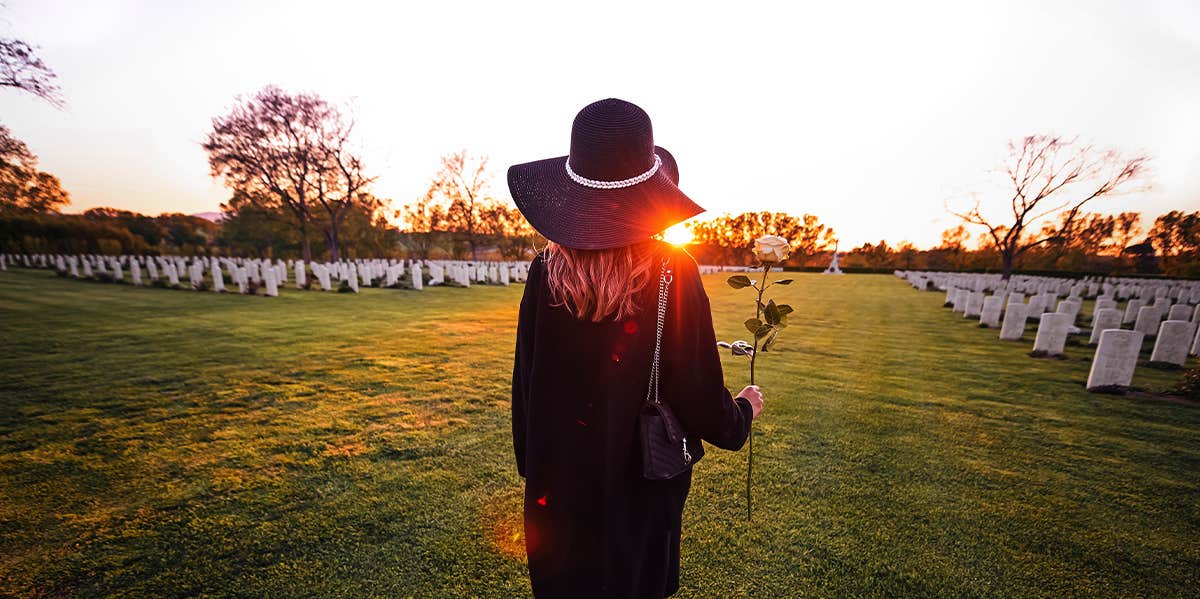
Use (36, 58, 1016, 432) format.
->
(325, 226, 341, 262)
(300, 220, 312, 264)
(1002, 248, 1015, 280)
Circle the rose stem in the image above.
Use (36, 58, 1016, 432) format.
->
(747, 263, 769, 522)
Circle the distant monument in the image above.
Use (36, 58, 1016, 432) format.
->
(823, 242, 843, 275)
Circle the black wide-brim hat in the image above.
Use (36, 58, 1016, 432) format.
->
(508, 98, 705, 250)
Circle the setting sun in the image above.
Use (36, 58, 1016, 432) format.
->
(662, 222, 694, 246)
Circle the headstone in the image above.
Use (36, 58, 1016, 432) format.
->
(1133, 305, 1163, 338)
(295, 261, 307, 289)
(411, 264, 423, 290)
(1032, 312, 1071, 356)
(131, 262, 142, 286)
(211, 264, 226, 292)
(1087, 329, 1144, 391)
(264, 268, 279, 297)
(189, 261, 204, 289)
(1123, 299, 1145, 325)
(1056, 298, 1082, 325)
(1088, 308, 1123, 345)
(979, 296, 1003, 328)
(1092, 297, 1117, 318)
(147, 260, 159, 281)
(1026, 294, 1046, 316)
(166, 262, 179, 286)
(1167, 304, 1192, 321)
(316, 264, 332, 291)
(1150, 320, 1194, 366)
(964, 292, 984, 318)
(952, 288, 967, 313)
(1000, 302, 1029, 341)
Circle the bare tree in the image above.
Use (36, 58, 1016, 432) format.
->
(0, 38, 62, 107)
(424, 150, 494, 260)
(203, 86, 342, 263)
(949, 135, 1150, 278)
(314, 116, 376, 261)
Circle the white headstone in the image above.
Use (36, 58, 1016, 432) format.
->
(1150, 320, 1194, 366)
(1000, 302, 1029, 341)
(1087, 329, 1144, 391)
(1167, 304, 1192, 322)
(1056, 298, 1082, 324)
(264, 267, 278, 297)
(411, 264, 423, 290)
(131, 262, 142, 286)
(1123, 299, 1145, 325)
(979, 296, 1003, 328)
(211, 264, 226, 292)
(1089, 308, 1123, 345)
(1133, 305, 1163, 338)
(1033, 312, 1071, 356)
(964, 292, 984, 319)
(295, 262, 307, 289)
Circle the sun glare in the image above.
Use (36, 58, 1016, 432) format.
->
(662, 222, 694, 246)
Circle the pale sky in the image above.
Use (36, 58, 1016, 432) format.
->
(2, 0, 1199, 249)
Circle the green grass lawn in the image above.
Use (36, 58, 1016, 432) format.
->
(1, 268, 1197, 597)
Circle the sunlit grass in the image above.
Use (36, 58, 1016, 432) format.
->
(0, 269, 1196, 596)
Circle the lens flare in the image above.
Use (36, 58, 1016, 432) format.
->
(662, 222, 694, 246)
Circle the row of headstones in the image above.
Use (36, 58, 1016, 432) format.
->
(900, 270, 1200, 304)
(895, 270, 1200, 392)
(1, 253, 530, 296)
(698, 265, 755, 275)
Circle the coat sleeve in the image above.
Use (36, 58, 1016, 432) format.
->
(511, 256, 542, 478)
(661, 252, 753, 451)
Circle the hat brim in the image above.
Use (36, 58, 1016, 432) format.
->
(507, 146, 704, 250)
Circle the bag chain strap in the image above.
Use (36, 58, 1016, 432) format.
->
(646, 256, 673, 406)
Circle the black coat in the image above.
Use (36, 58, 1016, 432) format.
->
(512, 244, 753, 598)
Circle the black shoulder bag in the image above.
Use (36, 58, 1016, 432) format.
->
(639, 256, 705, 480)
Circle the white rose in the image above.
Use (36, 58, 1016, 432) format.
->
(753, 235, 791, 263)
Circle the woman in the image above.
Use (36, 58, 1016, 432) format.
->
(509, 98, 763, 598)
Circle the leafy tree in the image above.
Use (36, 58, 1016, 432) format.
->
(690, 212, 835, 266)
(0, 125, 69, 214)
(204, 86, 373, 263)
(1150, 211, 1200, 276)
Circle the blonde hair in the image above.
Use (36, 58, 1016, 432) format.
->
(544, 240, 661, 322)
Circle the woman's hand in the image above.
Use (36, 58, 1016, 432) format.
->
(738, 385, 763, 419)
